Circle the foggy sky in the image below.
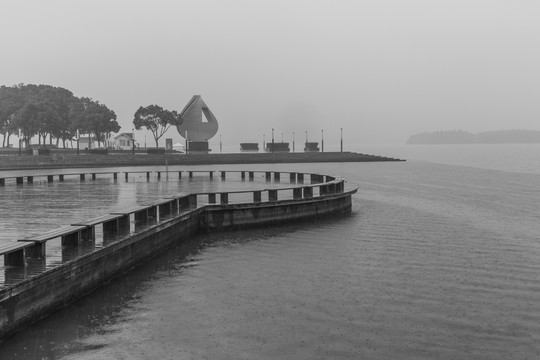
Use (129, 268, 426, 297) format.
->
(2, 0, 539, 148)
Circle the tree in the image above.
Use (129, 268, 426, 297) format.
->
(14, 101, 44, 147)
(1, 84, 119, 149)
(1, 84, 79, 148)
(36, 102, 61, 145)
(39, 86, 75, 147)
(133, 105, 181, 147)
(71, 98, 120, 148)
(0, 85, 25, 147)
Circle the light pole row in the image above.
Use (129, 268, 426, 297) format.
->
(259, 128, 344, 153)
(14, 128, 343, 156)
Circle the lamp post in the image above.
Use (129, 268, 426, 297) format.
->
(18, 129, 21, 156)
(76, 129, 80, 156)
(340, 127, 343, 152)
(263, 134, 265, 151)
(293, 131, 295, 152)
(220, 134, 222, 153)
(321, 130, 324, 152)
(132, 128, 135, 155)
(271, 128, 274, 153)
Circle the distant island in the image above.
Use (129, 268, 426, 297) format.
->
(407, 130, 540, 144)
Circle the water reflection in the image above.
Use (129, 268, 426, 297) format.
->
(0, 164, 330, 357)
(0, 165, 296, 243)
(0, 230, 210, 359)
(0, 165, 309, 285)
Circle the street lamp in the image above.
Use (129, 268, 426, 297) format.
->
(293, 131, 295, 152)
(76, 129, 80, 156)
(321, 130, 324, 152)
(18, 128, 21, 156)
(132, 128, 135, 155)
(271, 128, 274, 153)
(340, 127, 343, 152)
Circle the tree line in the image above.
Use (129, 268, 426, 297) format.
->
(0, 84, 119, 148)
(0, 84, 184, 149)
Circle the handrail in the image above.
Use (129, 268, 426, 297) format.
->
(0, 169, 340, 186)
(0, 169, 338, 178)
(193, 178, 345, 196)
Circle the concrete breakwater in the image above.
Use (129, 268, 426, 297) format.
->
(0, 170, 356, 341)
(0, 151, 403, 170)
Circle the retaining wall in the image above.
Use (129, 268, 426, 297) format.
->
(0, 151, 402, 170)
(202, 195, 352, 231)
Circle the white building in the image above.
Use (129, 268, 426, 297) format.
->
(113, 133, 136, 150)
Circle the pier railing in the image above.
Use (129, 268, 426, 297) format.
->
(1, 169, 337, 186)
(0, 170, 351, 283)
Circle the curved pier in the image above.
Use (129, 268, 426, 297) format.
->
(0, 170, 357, 341)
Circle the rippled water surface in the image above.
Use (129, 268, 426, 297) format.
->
(1, 155, 540, 359)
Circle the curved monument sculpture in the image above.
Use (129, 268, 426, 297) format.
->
(177, 96, 218, 153)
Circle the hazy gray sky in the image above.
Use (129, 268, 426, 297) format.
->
(2, 0, 539, 147)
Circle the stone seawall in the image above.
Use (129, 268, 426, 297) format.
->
(0, 151, 402, 170)
(0, 186, 356, 341)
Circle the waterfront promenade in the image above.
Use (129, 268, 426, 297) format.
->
(0, 151, 403, 170)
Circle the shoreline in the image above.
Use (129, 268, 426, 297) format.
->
(0, 151, 404, 171)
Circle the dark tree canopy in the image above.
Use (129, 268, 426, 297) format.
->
(133, 104, 181, 147)
(16, 101, 42, 145)
(71, 97, 120, 148)
(0, 84, 26, 147)
(0, 84, 119, 148)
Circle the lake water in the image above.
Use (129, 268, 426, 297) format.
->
(1, 144, 540, 359)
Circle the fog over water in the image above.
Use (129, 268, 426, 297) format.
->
(2, 1, 540, 145)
